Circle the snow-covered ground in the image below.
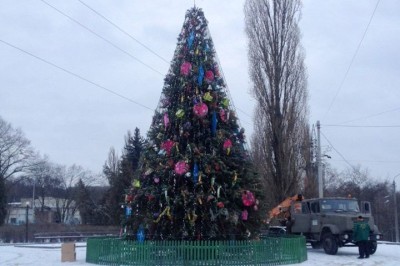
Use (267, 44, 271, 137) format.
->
(291, 242, 400, 266)
(0, 243, 87, 265)
(0, 242, 399, 265)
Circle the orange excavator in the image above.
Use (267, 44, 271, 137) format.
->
(267, 194, 304, 225)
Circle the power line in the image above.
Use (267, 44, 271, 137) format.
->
(77, 0, 170, 64)
(39, 0, 164, 76)
(323, 124, 400, 128)
(10, 1, 254, 128)
(0, 38, 254, 127)
(0, 38, 154, 111)
(330, 159, 400, 164)
(335, 106, 400, 125)
(320, 131, 355, 170)
(49, 0, 256, 126)
(236, 106, 253, 119)
(321, 130, 400, 175)
(323, 0, 381, 119)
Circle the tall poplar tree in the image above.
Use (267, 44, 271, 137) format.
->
(245, 0, 310, 204)
(102, 129, 144, 225)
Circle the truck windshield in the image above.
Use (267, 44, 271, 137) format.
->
(320, 199, 360, 213)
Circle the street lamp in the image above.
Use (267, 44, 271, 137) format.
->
(25, 201, 30, 243)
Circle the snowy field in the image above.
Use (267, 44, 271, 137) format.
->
(290, 242, 400, 266)
(0, 242, 399, 265)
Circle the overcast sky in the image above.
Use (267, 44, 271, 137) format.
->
(1, 0, 399, 183)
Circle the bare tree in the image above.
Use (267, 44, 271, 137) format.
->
(323, 165, 394, 240)
(0, 116, 36, 224)
(0, 117, 36, 180)
(55, 164, 94, 223)
(27, 156, 100, 223)
(245, 0, 309, 204)
(28, 156, 62, 213)
(324, 165, 370, 198)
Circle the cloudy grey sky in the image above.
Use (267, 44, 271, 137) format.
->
(1, 0, 399, 182)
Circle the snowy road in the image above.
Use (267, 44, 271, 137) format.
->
(0, 242, 399, 265)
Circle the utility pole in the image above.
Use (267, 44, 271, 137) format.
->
(317, 121, 323, 198)
(394, 180, 399, 242)
(25, 202, 30, 243)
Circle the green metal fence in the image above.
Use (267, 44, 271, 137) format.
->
(86, 236, 307, 265)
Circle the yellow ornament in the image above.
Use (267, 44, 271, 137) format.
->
(221, 98, 230, 108)
(203, 92, 213, 102)
(176, 109, 185, 118)
(133, 179, 141, 188)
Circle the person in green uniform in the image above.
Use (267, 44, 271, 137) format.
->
(353, 215, 371, 259)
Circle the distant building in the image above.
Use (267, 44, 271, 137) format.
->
(6, 197, 81, 225)
(6, 200, 33, 225)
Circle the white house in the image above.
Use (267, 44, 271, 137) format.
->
(6, 197, 81, 225)
(6, 200, 33, 225)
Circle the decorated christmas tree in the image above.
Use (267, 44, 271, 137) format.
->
(122, 7, 262, 241)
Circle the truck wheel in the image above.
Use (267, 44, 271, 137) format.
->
(322, 233, 338, 255)
(368, 241, 377, 255)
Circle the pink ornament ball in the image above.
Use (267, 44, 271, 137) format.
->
(174, 161, 189, 175)
(204, 70, 214, 83)
(193, 102, 208, 118)
(161, 140, 175, 156)
(242, 190, 256, 207)
(223, 139, 233, 149)
(180, 62, 192, 76)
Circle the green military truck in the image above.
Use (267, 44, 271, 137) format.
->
(288, 197, 381, 255)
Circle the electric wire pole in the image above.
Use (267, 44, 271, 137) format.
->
(394, 180, 399, 242)
(317, 121, 323, 198)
